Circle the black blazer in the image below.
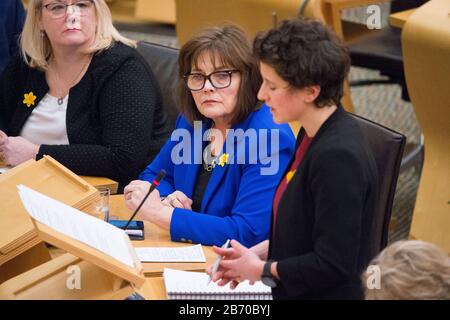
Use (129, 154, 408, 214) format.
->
(269, 106, 378, 300)
(0, 42, 170, 189)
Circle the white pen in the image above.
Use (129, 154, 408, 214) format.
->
(207, 239, 231, 285)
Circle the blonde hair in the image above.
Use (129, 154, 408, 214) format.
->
(362, 240, 450, 300)
(20, 0, 136, 70)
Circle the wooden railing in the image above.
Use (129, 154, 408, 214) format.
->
(22, 0, 176, 24)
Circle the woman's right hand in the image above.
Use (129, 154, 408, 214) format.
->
(162, 190, 193, 210)
(207, 240, 268, 289)
(207, 243, 242, 289)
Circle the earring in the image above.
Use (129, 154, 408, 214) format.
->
(40, 30, 45, 37)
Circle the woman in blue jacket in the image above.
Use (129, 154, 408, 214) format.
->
(124, 25, 295, 247)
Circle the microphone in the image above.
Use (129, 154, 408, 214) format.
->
(123, 169, 166, 230)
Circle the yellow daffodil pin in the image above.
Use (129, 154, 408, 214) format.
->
(218, 153, 229, 167)
(23, 92, 37, 108)
(286, 170, 296, 184)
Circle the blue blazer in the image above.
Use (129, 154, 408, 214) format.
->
(139, 105, 295, 247)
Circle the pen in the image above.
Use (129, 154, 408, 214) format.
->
(207, 239, 231, 285)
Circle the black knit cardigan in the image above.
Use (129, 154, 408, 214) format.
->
(0, 42, 170, 190)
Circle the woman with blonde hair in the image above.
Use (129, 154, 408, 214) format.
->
(0, 0, 169, 189)
(362, 240, 450, 300)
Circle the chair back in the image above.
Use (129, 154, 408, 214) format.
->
(137, 42, 180, 131)
(348, 113, 406, 254)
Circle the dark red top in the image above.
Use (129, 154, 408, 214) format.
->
(272, 134, 312, 236)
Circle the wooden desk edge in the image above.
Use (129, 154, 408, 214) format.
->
(80, 176, 118, 194)
(389, 9, 416, 29)
(137, 277, 166, 300)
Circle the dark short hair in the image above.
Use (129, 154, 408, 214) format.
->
(253, 18, 350, 108)
(177, 25, 262, 125)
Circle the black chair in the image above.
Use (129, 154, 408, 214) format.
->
(137, 41, 180, 131)
(348, 0, 428, 102)
(349, 113, 406, 256)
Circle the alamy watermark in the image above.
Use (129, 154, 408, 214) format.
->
(366, 5, 382, 30)
(66, 265, 81, 290)
(365, 264, 381, 290)
(170, 121, 281, 176)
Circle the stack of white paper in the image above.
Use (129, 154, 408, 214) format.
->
(135, 244, 206, 262)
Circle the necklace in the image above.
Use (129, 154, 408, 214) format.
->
(203, 145, 218, 171)
(203, 124, 220, 172)
(50, 55, 92, 105)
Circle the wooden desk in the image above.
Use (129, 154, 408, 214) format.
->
(401, 0, 450, 253)
(25, 194, 214, 300)
(136, 277, 167, 300)
(80, 176, 118, 195)
(135, 0, 176, 24)
(45, 195, 215, 299)
(87, 195, 217, 277)
(321, 0, 392, 113)
(323, 0, 390, 39)
(389, 8, 416, 29)
(1, 160, 118, 194)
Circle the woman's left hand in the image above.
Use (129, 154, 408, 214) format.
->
(162, 190, 193, 210)
(0, 132, 39, 166)
(215, 240, 265, 284)
(124, 180, 163, 219)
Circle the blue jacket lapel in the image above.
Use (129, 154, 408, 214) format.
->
(200, 147, 233, 212)
(182, 120, 209, 198)
(200, 116, 250, 211)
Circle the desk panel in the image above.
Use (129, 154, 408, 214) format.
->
(389, 8, 416, 29)
(104, 195, 216, 277)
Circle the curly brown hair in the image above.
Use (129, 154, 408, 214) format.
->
(253, 18, 350, 108)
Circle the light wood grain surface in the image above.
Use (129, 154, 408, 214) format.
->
(389, 8, 416, 29)
(86, 195, 217, 277)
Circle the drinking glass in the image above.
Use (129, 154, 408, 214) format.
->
(93, 187, 110, 222)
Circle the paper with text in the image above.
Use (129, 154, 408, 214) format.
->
(135, 244, 206, 262)
(17, 185, 137, 269)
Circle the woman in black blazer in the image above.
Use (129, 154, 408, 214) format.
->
(209, 18, 379, 299)
(0, 0, 169, 189)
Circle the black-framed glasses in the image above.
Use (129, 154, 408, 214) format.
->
(43, 0, 95, 19)
(184, 69, 239, 91)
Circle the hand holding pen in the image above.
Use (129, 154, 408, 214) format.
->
(208, 239, 265, 289)
(207, 239, 236, 285)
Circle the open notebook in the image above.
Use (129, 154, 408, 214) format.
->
(163, 268, 272, 300)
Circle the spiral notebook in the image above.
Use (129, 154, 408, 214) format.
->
(163, 268, 272, 300)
